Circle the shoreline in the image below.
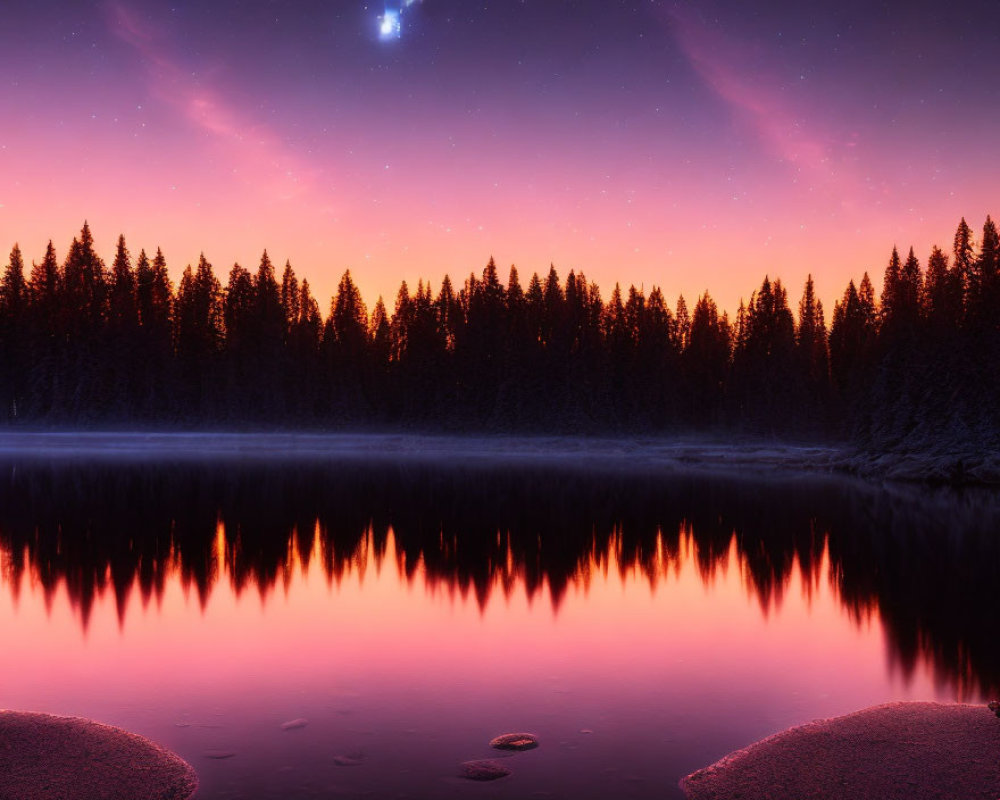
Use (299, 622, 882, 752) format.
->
(0, 429, 992, 484)
(681, 702, 1000, 800)
(0, 430, 850, 476)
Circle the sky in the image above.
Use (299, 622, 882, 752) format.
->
(2, 0, 999, 317)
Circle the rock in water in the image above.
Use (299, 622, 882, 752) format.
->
(0, 710, 198, 800)
(490, 732, 539, 751)
(460, 759, 512, 781)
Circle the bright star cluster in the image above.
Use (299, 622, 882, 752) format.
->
(379, 0, 421, 40)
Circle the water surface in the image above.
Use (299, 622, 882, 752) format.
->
(0, 459, 997, 799)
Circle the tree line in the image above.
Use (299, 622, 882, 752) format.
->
(0, 218, 997, 445)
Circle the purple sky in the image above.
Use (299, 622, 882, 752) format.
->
(2, 0, 997, 316)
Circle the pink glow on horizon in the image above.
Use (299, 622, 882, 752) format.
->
(0, 4, 995, 320)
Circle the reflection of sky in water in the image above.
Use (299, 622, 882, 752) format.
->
(0, 465, 995, 799)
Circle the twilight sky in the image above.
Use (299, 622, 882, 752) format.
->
(2, 0, 998, 316)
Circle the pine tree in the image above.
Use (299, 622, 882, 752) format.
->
(506, 265, 523, 308)
(134, 248, 174, 417)
(369, 297, 391, 360)
(324, 270, 369, 419)
(923, 246, 950, 324)
(224, 264, 255, 351)
(880, 246, 901, 326)
(436, 275, 460, 353)
(108, 235, 138, 330)
(674, 295, 690, 352)
(858, 273, 877, 331)
(1, 245, 27, 316)
(280, 260, 300, 337)
(367, 296, 391, 410)
(640, 286, 679, 427)
(731, 276, 797, 431)
(390, 280, 411, 363)
(254, 251, 283, 337)
(107, 235, 140, 416)
(953, 217, 975, 311)
(0, 245, 27, 420)
(525, 273, 544, 344)
(970, 216, 999, 327)
(796, 275, 830, 428)
(29, 242, 60, 309)
(63, 221, 108, 330)
(898, 247, 923, 331)
(26, 242, 61, 418)
(686, 292, 730, 427)
(175, 255, 223, 416)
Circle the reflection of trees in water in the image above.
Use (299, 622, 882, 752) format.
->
(0, 462, 998, 696)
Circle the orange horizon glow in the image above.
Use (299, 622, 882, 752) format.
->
(3, 4, 995, 321)
(3, 213, 990, 325)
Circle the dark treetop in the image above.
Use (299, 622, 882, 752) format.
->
(1, 217, 999, 460)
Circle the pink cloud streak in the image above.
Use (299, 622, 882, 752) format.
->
(664, 8, 861, 201)
(105, 1, 323, 205)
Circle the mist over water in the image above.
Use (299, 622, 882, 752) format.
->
(0, 458, 996, 798)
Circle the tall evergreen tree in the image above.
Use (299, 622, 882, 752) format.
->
(108, 235, 138, 329)
(731, 277, 797, 431)
(923, 246, 952, 326)
(674, 295, 690, 352)
(0, 245, 27, 420)
(796, 275, 830, 428)
(880, 246, 902, 325)
(970, 216, 999, 327)
(280, 260, 300, 336)
(175, 255, 223, 415)
(686, 292, 730, 427)
(953, 217, 975, 310)
(324, 270, 369, 419)
(106, 235, 140, 416)
(59, 223, 108, 417)
(134, 248, 174, 417)
(25, 242, 61, 418)
(223, 263, 255, 414)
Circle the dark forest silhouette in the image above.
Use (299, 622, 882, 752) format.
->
(1, 217, 999, 450)
(1, 461, 998, 697)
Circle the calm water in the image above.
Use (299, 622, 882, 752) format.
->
(1, 458, 998, 799)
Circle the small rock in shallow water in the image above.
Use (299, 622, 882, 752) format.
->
(489, 732, 539, 751)
(281, 718, 309, 731)
(460, 760, 511, 781)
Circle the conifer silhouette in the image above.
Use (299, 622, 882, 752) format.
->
(0, 218, 996, 455)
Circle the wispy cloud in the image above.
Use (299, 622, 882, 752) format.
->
(105, 1, 321, 204)
(665, 7, 860, 198)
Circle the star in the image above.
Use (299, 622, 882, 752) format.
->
(378, 0, 422, 41)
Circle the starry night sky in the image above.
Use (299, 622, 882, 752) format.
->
(2, 0, 998, 314)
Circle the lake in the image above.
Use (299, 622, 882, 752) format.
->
(0, 453, 997, 799)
